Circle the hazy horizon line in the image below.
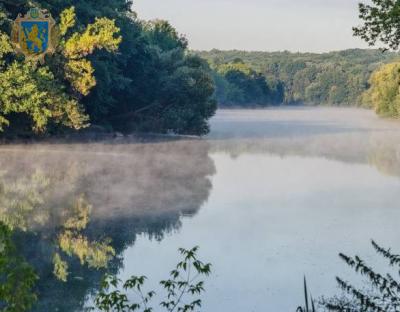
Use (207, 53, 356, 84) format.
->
(192, 47, 391, 55)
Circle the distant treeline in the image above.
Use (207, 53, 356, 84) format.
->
(197, 49, 400, 107)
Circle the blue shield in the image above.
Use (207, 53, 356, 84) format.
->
(20, 21, 49, 54)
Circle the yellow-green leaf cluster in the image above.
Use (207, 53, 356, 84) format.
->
(59, 232, 115, 269)
(63, 195, 90, 231)
(0, 62, 89, 132)
(59, 6, 76, 38)
(53, 253, 69, 282)
(62, 15, 121, 95)
(363, 62, 400, 118)
(217, 62, 254, 76)
(0, 170, 50, 231)
(55, 195, 115, 280)
(64, 17, 121, 59)
(65, 59, 96, 96)
(0, 7, 121, 133)
(0, 31, 12, 67)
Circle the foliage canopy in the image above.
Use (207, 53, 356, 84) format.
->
(0, 3, 122, 134)
(0, 0, 216, 136)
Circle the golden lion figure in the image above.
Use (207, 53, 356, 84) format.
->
(26, 24, 44, 53)
(20, 24, 44, 54)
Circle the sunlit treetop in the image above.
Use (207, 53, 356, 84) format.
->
(143, 19, 188, 51)
(216, 61, 254, 76)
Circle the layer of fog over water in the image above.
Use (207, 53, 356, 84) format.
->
(2, 107, 400, 311)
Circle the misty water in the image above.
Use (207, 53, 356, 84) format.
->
(3, 107, 400, 311)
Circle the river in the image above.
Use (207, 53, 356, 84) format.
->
(2, 107, 400, 311)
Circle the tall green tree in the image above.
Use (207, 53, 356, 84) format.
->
(353, 0, 400, 51)
(0, 2, 121, 134)
(0, 0, 217, 136)
(39, 1, 217, 135)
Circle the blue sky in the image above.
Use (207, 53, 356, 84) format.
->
(134, 0, 371, 52)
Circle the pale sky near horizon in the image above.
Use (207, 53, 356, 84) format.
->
(134, 0, 372, 53)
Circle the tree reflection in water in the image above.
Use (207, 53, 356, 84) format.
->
(0, 138, 215, 311)
(210, 130, 400, 180)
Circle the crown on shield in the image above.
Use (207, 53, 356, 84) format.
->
(11, 8, 56, 63)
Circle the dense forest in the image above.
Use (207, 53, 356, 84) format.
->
(0, 0, 217, 137)
(197, 49, 400, 108)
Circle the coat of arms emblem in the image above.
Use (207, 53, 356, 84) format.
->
(11, 8, 56, 62)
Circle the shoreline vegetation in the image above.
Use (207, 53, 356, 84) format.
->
(0, 129, 203, 144)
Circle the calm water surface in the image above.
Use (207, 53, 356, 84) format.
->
(3, 107, 400, 311)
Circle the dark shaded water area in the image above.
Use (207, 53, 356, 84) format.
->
(2, 107, 400, 311)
